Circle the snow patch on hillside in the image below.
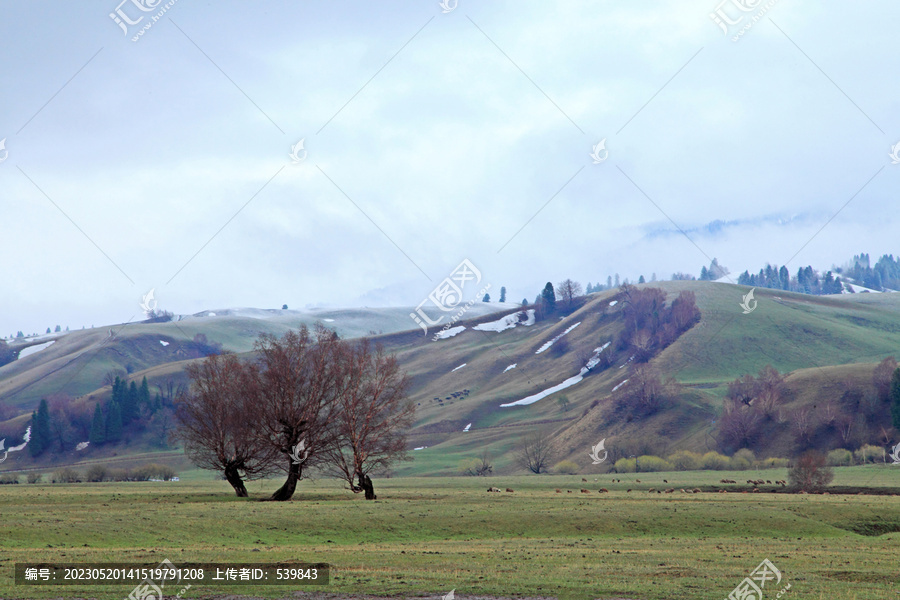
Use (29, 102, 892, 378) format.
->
(503, 364, 517, 373)
(463, 423, 472, 432)
(451, 363, 467, 372)
(502, 341, 611, 408)
(473, 309, 535, 332)
(609, 300, 618, 306)
(434, 326, 466, 339)
(843, 283, 882, 294)
(612, 379, 628, 392)
(535, 321, 581, 354)
(500, 374, 585, 407)
(18, 341, 54, 358)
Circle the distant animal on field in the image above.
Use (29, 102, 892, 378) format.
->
(487, 487, 501, 492)
(580, 489, 589, 493)
(505, 488, 514, 493)
(598, 488, 608, 493)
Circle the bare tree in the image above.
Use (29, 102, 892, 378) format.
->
(174, 354, 276, 497)
(788, 450, 833, 492)
(462, 451, 493, 476)
(556, 279, 583, 312)
(873, 356, 898, 401)
(516, 430, 555, 474)
(323, 339, 414, 500)
(253, 324, 343, 501)
(791, 407, 816, 446)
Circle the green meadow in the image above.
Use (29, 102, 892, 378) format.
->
(1, 467, 899, 600)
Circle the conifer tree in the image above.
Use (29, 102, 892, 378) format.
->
(89, 403, 106, 445)
(106, 401, 123, 443)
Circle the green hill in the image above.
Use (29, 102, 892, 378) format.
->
(2, 283, 899, 476)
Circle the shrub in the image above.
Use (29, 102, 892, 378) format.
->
(107, 468, 130, 482)
(854, 444, 881, 464)
(635, 455, 673, 472)
(0, 474, 19, 484)
(52, 468, 82, 483)
(85, 464, 108, 482)
(730, 449, 756, 470)
(26, 472, 41, 484)
(458, 455, 493, 477)
(667, 450, 702, 471)
(789, 450, 833, 492)
(701, 451, 730, 470)
(760, 457, 790, 469)
(553, 460, 580, 475)
(826, 448, 853, 467)
(613, 457, 636, 473)
(131, 463, 177, 481)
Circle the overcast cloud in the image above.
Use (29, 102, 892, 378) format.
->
(1, 0, 898, 336)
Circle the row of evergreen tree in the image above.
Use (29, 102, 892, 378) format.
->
(26, 376, 169, 458)
(89, 376, 161, 446)
(839, 253, 900, 291)
(736, 264, 845, 295)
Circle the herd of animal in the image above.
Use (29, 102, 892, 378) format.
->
(486, 478, 793, 495)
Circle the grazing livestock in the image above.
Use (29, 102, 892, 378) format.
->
(582, 478, 587, 482)
(555, 489, 562, 493)
(487, 487, 501, 492)
(693, 488, 701, 493)
(665, 488, 674, 493)
(648, 488, 655, 493)
(626, 489, 632, 493)
(598, 488, 608, 493)
(580, 489, 589, 493)
(506, 488, 514, 493)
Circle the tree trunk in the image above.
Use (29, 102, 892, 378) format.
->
(270, 460, 301, 501)
(357, 472, 376, 500)
(223, 462, 248, 498)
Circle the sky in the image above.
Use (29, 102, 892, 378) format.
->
(1, 0, 898, 337)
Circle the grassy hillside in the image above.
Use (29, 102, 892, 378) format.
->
(2, 282, 900, 475)
(0, 304, 514, 409)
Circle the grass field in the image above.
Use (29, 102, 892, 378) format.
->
(1, 467, 899, 600)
